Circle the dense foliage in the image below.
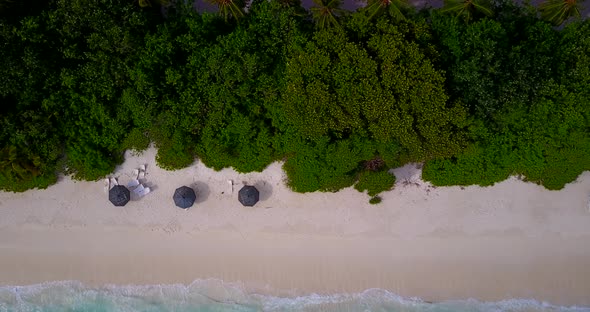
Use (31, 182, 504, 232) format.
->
(355, 170, 396, 196)
(422, 3, 590, 190)
(1, 0, 588, 199)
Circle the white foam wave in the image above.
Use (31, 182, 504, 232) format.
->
(0, 280, 588, 312)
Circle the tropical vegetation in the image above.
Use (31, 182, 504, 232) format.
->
(0, 0, 588, 202)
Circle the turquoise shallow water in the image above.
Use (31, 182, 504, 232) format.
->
(0, 280, 588, 312)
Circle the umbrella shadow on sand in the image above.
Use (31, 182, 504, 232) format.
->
(254, 180, 273, 202)
(191, 181, 210, 204)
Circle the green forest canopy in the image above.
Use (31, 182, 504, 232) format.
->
(0, 0, 588, 199)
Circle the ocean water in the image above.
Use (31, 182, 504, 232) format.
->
(0, 280, 588, 312)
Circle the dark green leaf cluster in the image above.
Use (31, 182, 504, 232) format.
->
(355, 170, 396, 197)
(1, 0, 588, 196)
(282, 135, 377, 192)
(369, 196, 382, 204)
(423, 11, 590, 190)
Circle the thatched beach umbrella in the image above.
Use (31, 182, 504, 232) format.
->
(238, 185, 259, 207)
(109, 185, 130, 206)
(173, 186, 196, 209)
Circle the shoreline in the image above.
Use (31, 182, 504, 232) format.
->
(0, 229, 590, 307)
(1, 147, 590, 307)
(2, 226, 590, 306)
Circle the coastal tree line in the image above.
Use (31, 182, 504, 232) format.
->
(0, 0, 588, 202)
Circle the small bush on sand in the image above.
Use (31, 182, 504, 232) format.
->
(369, 196, 382, 205)
(355, 170, 396, 197)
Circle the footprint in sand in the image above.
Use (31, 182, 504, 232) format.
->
(163, 219, 182, 234)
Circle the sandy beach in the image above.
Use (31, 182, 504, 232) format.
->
(0, 147, 589, 306)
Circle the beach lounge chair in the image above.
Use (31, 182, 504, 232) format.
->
(104, 178, 111, 192)
(138, 164, 147, 178)
(228, 180, 234, 194)
(127, 179, 140, 188)
(110, 177, 118, 186)
(133, 184, 145, 194)
(136, 187, 151, 197)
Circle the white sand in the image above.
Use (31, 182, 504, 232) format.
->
(1, 147, 590, 305)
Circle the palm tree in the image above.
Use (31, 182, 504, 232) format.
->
(311, 0, 346, 29)
(363, 0, 409, 21)
(137, 0, 169, 8)
(206, 0, 246, 21)
(277, 0, 301, 7)
(440, 0, 493, 22)
(539, 0, 583, 26)
(278, 0, 308, 15)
